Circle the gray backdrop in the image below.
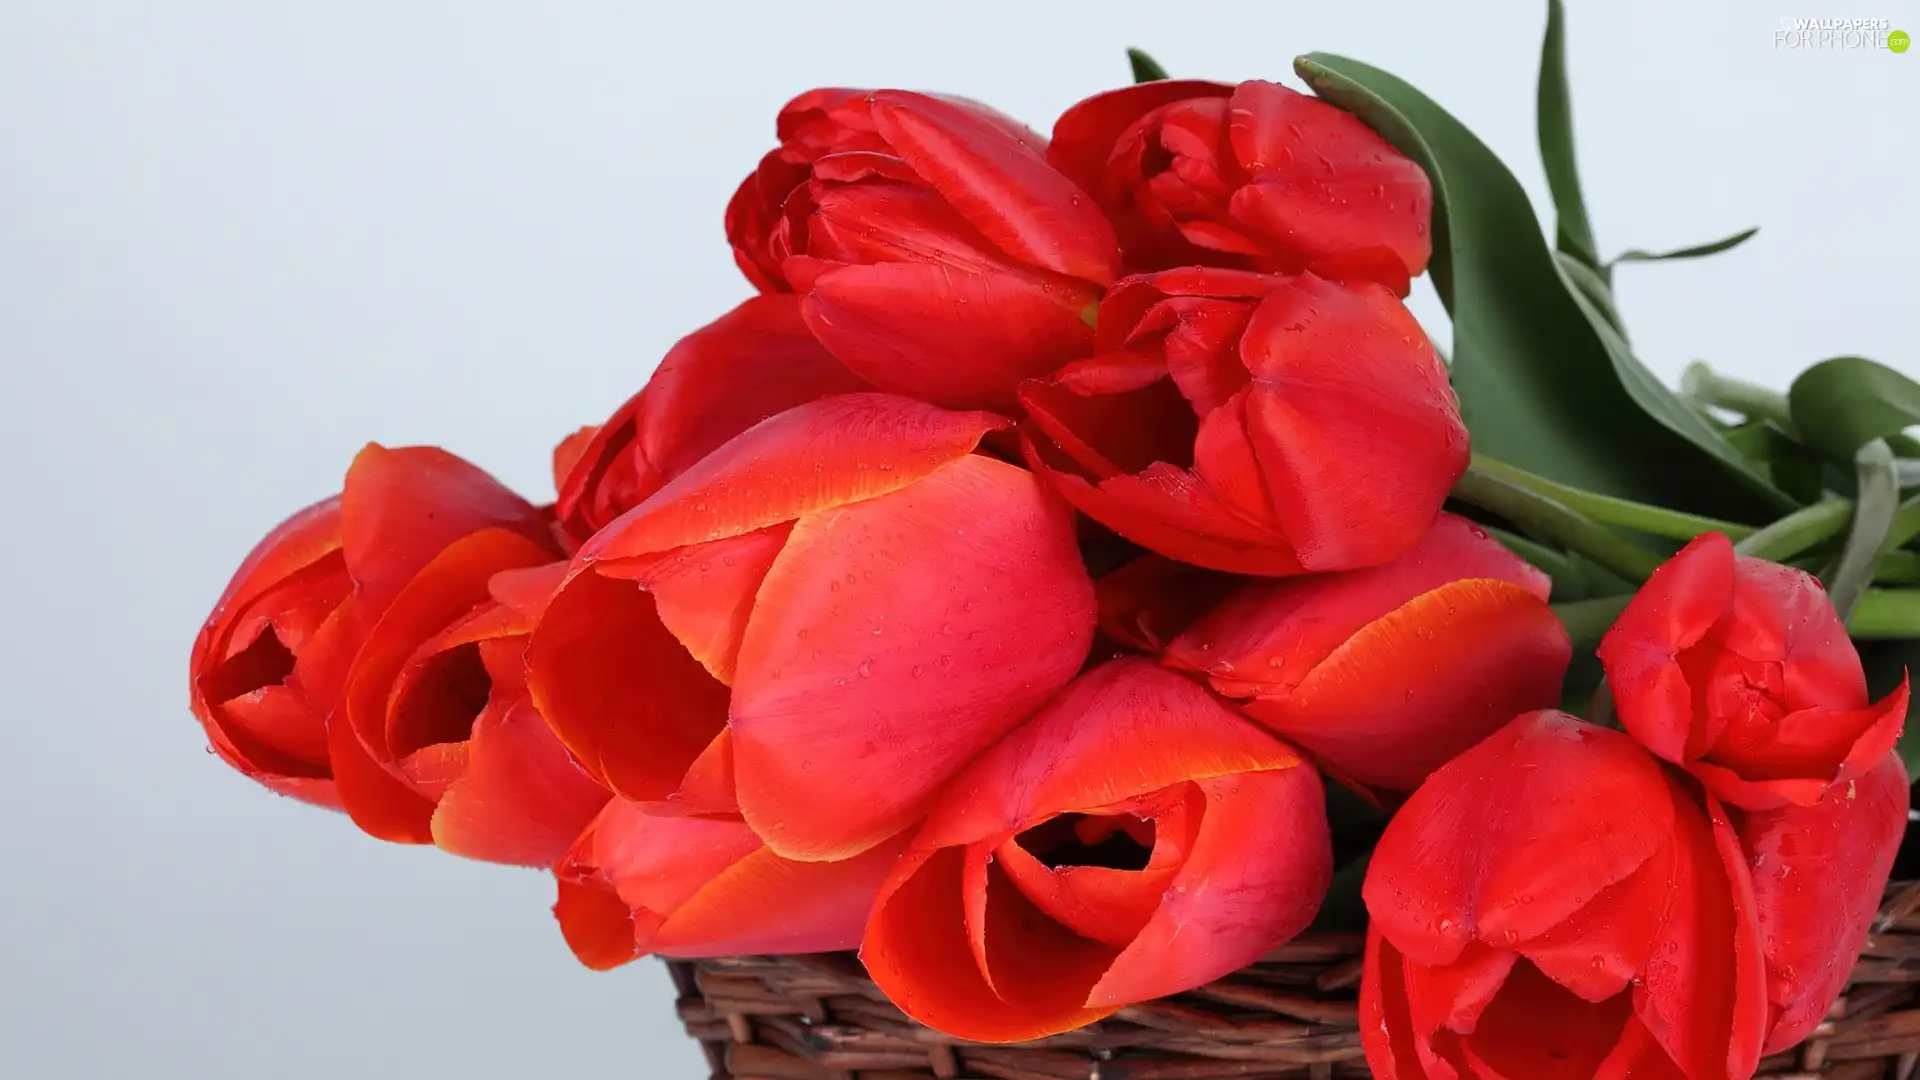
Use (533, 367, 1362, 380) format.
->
(1, 1, 1912, 1077)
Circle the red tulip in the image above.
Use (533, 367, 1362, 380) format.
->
(1597, 531, 1910, 810)
(1049, 80, 1432, 293)
(337, 556, 610, 863)
(1020, 267, 1465, 575)
(190, 445, 556, 817)
(527, 393, 1096, 861)
(1093, 553, 1236, 655)
(1741, 752, 1908, 1053)
(725, 88, 1122, 409)
(552, 797, 904, 971)
(1165, 514, 1570, 795)
(1361, 710, 1768, 1080)
(552, 295, 869, 542)
(862, 659, 1330, 1042)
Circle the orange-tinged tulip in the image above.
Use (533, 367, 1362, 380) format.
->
(862, 659, 1330, 1042)
(527, 393, 1096, 861)
(1166, 514, 1570, 795)
(554, 798, 903, 970)
(551, 295, 869, 543)
(189, 445, 558, 823)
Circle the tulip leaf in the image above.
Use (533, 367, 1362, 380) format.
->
(1864, 640, 1920, 775)
(1788, 356, 1920, 465)
(1556, 251, 1625, 339)
(1612, 227, 1760, 267)
(1295, 52, 1792, 521)
(1127, 48, 1169, 83)
(1536, 0, 1600, 270)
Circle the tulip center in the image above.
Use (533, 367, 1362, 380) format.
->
(390, 642, 492, 757)
(1016, 813, 1156, 872)
(1679, 641, 1788, 755)
(1461, 960, 1633, 1077)
(203, 623, 297, 703)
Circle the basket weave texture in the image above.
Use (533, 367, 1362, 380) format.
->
(667, 882, 1920, 1080)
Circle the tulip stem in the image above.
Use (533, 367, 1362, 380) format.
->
(1681, 362, 1795, 431)
(1470, 454, 1752, 543)
(1732, 499, 1855, 563)
(1887, 494, 1920, 553)
(1877, 550, 1920, 586)
(1453, 460, 1666, 582)
(1551, 595, 1633, 651)
(1849, 588, 1920, 639)
(1826, 440, 1900, 623)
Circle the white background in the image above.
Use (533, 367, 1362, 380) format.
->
(1, 1, 1913, 1076)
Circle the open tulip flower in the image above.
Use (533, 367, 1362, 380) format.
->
(862, 659, 1331, 1042)
(527, 392, 1096, 862)
(551, 295, 869, 543)
(189, 444, 593, 847)
(1021, 266, 1465, 575)
(553, 798, 904, 971)
(1048, 79, 1433, 294)
(726, 87, 1121, 410)
(1598, 531, 1911, 811)
(1165, 513, 1571, 795)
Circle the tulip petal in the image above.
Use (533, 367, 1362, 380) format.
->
(584, 393, 1007, 559)
(525, 567, 730, 802)
(1743, 753, 1909, 1052)
(1240, 578, 1571, 793)
(911, 659, 1302, 852)
(1094, 555, 1236, 655)
(1235, 276, 1464, 570)
(1632, 789, 1768, 1080)
(1019, 355, 1198, 479)
(599, 524, 794, 684)
(1457, 961, 1634, 1080)
(1360, 932, 1444, 1080)
(554, 295, 867, 539)
(1091, 766, 1330, 1004)
(1598, 532, 1739, 765)
(802, 264, 1096, 410)
(429, 695, 609, 867)
(868, 91, 1120, 285)
(1047, 80, 1233, 200)
(862, 847, 1120, 1043)
(730, 455, 1095, 859)
(553, 875, 642, 972)
(1701, 680, 1908, 809)
(1364, 712, 1675, 968)
(339, 445, 552, 612)
(1166, 512, 1550, 692)
(650, 835, 904, 958)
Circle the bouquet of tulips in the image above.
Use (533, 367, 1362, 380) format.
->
(188, 6, 1920, 1076)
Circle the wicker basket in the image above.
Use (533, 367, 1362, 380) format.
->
(667, 882, 1920, 1080)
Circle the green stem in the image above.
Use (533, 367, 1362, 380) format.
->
(1849, 589, 1920, 638)
(1472, 454, 1750, 542)
(1877, 550, 1920, 585)
(1552, 595, 1633, 651)
(1733, 499, 1855, 562)
(1681, 362, 1796, 430)
(1886, 494, 1920, 553)
(1453, 463, 1665, 583)
(1896, 459, 1920, 488)
(1827, 440, 1899, 622)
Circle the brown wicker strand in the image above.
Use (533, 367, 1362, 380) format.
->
(667, 882, 1920, 1079)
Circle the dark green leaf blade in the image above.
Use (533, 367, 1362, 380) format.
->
(1537, 0, 1600, 269)
(1127, 48, 1169, 83)
(1789, 356, 1920, 464)
(1294, 52, 1792, 519)
(1612, 227, 1759, 266)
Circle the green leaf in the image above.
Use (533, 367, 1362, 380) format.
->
(1722, 421, 1827, 504)
(1555, 251, 1625, 339)
(1536, 0, 1600, 270)
(1294, 52, 1792, 521)
(1611, 227, 1759, 266)
(1126, 47, 1169, 83)
(1865, 640, 1920, 774)
(1789, 356, 1920, 464)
